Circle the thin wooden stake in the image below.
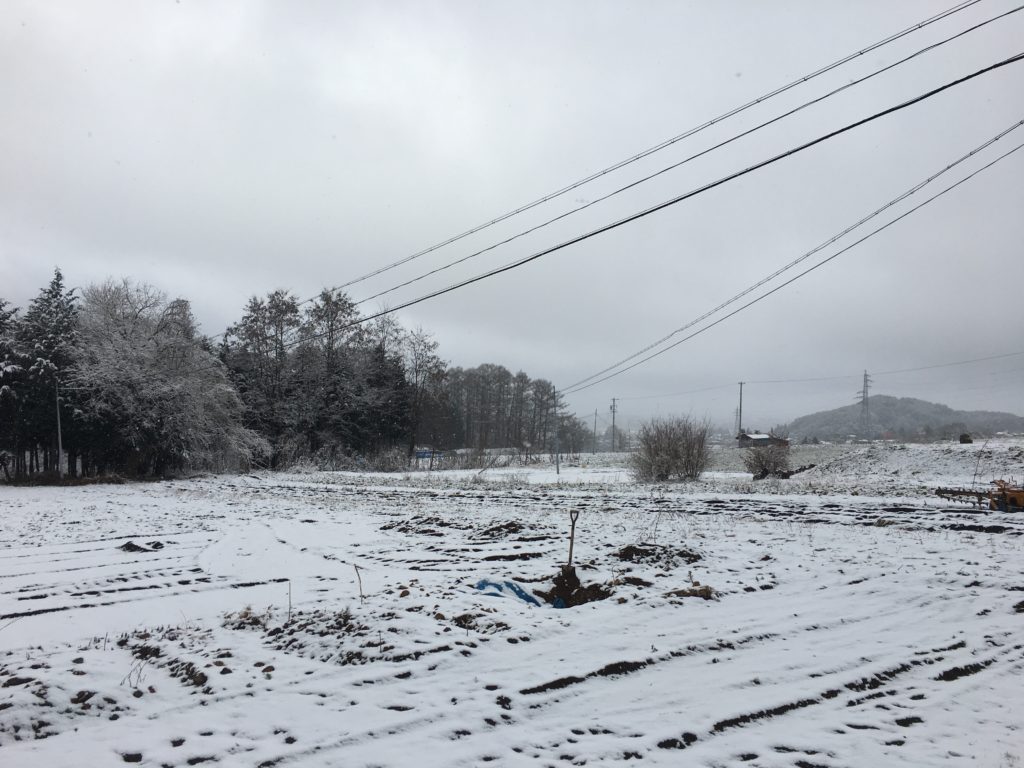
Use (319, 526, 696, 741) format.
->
(353, 564, 365, 604)
(567, 510, 580, 566)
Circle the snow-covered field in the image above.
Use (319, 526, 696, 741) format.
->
(1, 441, 1023, 767)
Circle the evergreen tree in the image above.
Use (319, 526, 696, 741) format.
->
(0, 299, 21, 480)
(8, 269, 79, 477)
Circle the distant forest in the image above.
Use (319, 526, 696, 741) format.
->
(0, 270, 595, 480)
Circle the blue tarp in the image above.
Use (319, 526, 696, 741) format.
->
(474, 578, 542, 607)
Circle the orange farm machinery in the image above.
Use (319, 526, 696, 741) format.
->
(935, 480, 1024, 512)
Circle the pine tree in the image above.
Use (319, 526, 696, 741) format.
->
(6, 269, 79, 477)
(0, 299, 21, 480)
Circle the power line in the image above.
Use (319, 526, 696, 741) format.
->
(744, 352, 1024, 383)
(186, 51, 1024, 376)
(347, 4, 1024, 310)
(564, 141, 1024, 394)
(619, 383, 737, 401)
(561, 137, 1024, 395)
(195, 0, 1003, 348)
(309, 0, 988, 303)
(874, 350, 1024, 376)
(161, 130, 1024, 391)
(200, 1, 1007, 347)
(747, 373, 863, 385)
(302, 52, 1024, 349)
(609, 352, 1024, 403)
(563, 115, 1024, 391)
(915, 375, 1024, 396)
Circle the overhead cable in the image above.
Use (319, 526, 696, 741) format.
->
(313, 0, 989, 302)
(351, 4, 1024, 310)
(561, 138, 1024, 395)
(296, 52, 1024, 349)
(563, 116, 1024, 391)
(613, 351, 1024, 402)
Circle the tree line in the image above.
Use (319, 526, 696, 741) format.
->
(0, 270, 594, 480)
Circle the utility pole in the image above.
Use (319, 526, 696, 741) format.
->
(610, 397, 618, 452)
(55, 377, 64, 480)
(737, 382, 745, 436)
(593, 409, 598, 454)
(553, 389, 560, 476)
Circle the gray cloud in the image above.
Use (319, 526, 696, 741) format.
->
(2, 1, 1022, 428)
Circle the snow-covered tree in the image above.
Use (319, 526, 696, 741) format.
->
(0, 299, 21, 480)
(70, 280, 269, 476)
(0, 269, 79, 478)
(222, 290, 302, 464)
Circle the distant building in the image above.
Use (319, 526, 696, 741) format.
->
(736, 432, 789, 448)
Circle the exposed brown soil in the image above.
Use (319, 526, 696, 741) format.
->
(713, 698, 819, 732)
(658, 732, 698, 749)
(620, 576, 652, 588)
(935, 660, 993, 681)
(665, 585, 717, 601)
(482, 552, 543, 562)
(520, 675, 587, 695)
(895, 716, 924, 727)
(594, 660, 650, 677)
(477, 521, 524, 539)
(614, 544, 701, 566)
(533, 565, 611, 608)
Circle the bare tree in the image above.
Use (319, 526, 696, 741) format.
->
(401, 327, 446, 456)
(631, 416, 710, 481)
(743, 444, 790, 480)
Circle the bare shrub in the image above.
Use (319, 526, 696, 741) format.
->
(630, 416, 710, 482)
(435, 450, 519, 471)
(279, 446, 411, 473)
(363, 448, 410, 472)
(743, 444, 790, 480)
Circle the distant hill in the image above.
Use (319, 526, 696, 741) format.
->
(788, 395, 1024, 440)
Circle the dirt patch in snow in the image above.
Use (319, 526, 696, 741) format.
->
(118, 540, 165, 553)
(533, 565, 611, 608)
(614, 544, 702, 566)
(476, 521, 524, 539)
(935, 660, 994, 681)
(665, 585, 717, 601)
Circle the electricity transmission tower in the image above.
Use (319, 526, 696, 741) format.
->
(856, 370, 872, 439)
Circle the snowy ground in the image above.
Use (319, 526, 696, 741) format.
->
(1, 440, 1023, 767)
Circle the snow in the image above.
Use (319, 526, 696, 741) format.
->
(1, 440, 1023, 766)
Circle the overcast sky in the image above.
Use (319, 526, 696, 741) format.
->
(2, 1, 1022, 431)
